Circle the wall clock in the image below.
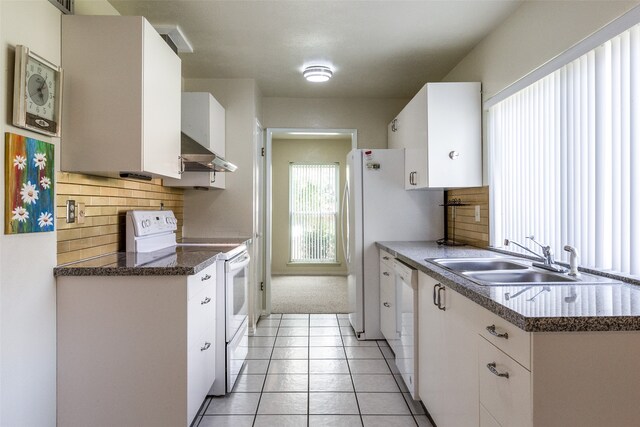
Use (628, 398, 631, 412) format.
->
(13, 45, 63, 137)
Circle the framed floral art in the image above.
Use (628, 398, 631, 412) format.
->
(4, 132, 55, 234)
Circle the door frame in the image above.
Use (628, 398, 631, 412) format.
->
(263, 128, 358, 315)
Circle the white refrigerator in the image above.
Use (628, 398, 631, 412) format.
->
(343, 149, 443, 340)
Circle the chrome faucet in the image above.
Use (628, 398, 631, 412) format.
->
(504, 236, 567, 273)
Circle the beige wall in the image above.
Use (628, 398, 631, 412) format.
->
(182, 78, 261, 238)
(1, 2, 61, 425)
(444, 0, 640, 101)
(271, 138, 351, 275)
(262, 97, 408, 149)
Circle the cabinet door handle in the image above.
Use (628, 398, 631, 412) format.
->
(449, 150, 460, 160)
(201, 274, 212, 281)
(433, 284, 439, 307)
(437, 285, 446, 311)
(383, 256, 390, 260)
(201, 296, 211, 305)
(383, 271, 390, 276)
(383, 302, 391, 308)
(486, 324, 509, 339)
(487, 362, 509, 379)
(201, 342, 211, 351)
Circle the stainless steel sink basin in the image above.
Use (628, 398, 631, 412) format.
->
(464, 270, 577, 285)
(428, 256, 621, 286)
(430, 258, 528, 272)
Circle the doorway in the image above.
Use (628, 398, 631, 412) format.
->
(264, 129, 357, 314)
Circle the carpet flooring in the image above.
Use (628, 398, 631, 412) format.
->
(271, 275, 349, 314)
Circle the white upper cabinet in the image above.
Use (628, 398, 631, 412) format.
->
(388, 82, 482, 189)
(164, 92, 227, 189)
(61, 16, 182, 179)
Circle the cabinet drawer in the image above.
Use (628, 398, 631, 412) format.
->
(479, 337, 532, 427)
(188, 282, 215, 345)
(478, 307, 531, 370)
(187, 331, 215, 423)
(379, 274, 397, 346)
(188, 263, 216, 300)
(380, 250, 395, 267)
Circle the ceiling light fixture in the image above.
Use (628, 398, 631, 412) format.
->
(303, 65, 333, 83)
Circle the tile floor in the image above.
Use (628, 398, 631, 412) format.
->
(192, 314, 434, 427)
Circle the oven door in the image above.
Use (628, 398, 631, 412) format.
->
(225, 251, 250, 340)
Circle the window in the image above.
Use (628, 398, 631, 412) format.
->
(489, 23, 640, 277)
(289, 163, 339, 263)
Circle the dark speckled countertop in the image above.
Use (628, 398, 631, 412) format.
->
(54, 237, 251, 277)
(377, 241, 640, 332)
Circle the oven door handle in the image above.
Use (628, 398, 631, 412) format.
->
(227, 254, 251, 273)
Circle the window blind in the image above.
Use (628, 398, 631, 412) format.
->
(289, 163, 339, 263)
(489, 23, 640, 277)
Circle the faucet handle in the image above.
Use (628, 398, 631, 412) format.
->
(564, 245, 580, 276)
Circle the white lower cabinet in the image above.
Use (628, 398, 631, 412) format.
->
(379, 250, 397, 349)
(57, 264, 216, 427)
(480, 404, 503, 427)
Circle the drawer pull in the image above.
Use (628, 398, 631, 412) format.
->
(383, 256, 390, 260)
(486, 324, 509, 339)
(383, 271, 390, 276)
(487, 362, 509, 379)
(383, 302, 391, 308)
(201, 274, 212, 281)
(201, 297, 211, 305)
(201, 342, 211, 351)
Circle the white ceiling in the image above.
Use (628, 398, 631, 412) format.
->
(109, 0, 523, 98)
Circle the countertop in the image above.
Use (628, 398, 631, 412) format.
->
(376, 241, 640, 332)
(54, 237, 251, 277)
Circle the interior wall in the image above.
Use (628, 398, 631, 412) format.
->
(262, 97, 408, 149)
(1, 2, 61, 425)
(271, 138, 351, 275)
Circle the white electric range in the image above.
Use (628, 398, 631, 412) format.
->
(125, 210, 250, 395)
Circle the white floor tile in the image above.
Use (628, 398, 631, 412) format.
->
(310, 327, 341, 336)
(263, 374, 308, 392)
(309, 374, 354, 392)
(352, 374, 400, 392)
(268, 359, 308, 374)
(309, 346, 346, 359)
(248, 336, 276, 347)
(348, 359, 391, 374)
(342, 336, 379, 347)
(337, 314, 350, 319)
(357, 392, 411, 415)
(338, 318, 352, 326)
(232, 374, 266, 392)
(340, 326, 356, 336)
(205, 393, 261, 415)
(309, 359, 350, 374)
(271, 347, 309, 360)
(246, 347, 273, 360)
(275, 336, 309, 347)
(243, 360, 270, 375)
(280, 319, 309, 327)
(282, 314, 310, 319)
(309, 415, 363, 427)
(345, 347, 383, 359)
(309, 336, 343, 346)
(257, 319, 281, 327)
(309, 392, 359, 414)
(254, 414, 307, 427)
(309, 314, 338, 319)
(310, 318, 339, 327)
(198, 415, 254, 427)
(253, 327, 278, 337)
(277, 327, 309, 337)
(362, 415, 418, 426)
(257, 392, 308, 415)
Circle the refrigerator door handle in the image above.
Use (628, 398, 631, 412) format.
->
(341, 181, 349, 264)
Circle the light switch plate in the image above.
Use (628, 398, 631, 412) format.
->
(66, 200, 76, 223)
(475, 205, 481, 222)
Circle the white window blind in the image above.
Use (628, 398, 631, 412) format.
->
(489, 23, 640, 277)
(289, 163, 339, 263)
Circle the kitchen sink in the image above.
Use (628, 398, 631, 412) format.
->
(429, 258, 528, 272)
(427, 256, 621, 286)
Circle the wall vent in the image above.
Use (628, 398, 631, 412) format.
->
(49, 0, 73, 14)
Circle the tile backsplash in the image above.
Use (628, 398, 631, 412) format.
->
(56, 172, 184, 264)
(446, 186, 489, 247)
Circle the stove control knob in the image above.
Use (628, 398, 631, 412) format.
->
(143, 219, 151, 228)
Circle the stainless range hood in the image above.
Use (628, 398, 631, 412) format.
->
(180, 132, 237, 173)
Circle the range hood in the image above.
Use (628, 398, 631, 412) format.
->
(180, 132, 237, 173)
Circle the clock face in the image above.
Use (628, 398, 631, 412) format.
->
(25, 56, 56, 121)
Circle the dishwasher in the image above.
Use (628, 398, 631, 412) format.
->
(393, 259, 419, 400)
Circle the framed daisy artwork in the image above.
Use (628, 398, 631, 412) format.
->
(4, 132, 55, 234)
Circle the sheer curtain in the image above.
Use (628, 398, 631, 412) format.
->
(489, 24, 640, 277)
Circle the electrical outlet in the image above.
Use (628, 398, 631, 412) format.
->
(66, 200, 76, 223)
(475, 205, 481, 222)
(77, 203, 86, 224)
